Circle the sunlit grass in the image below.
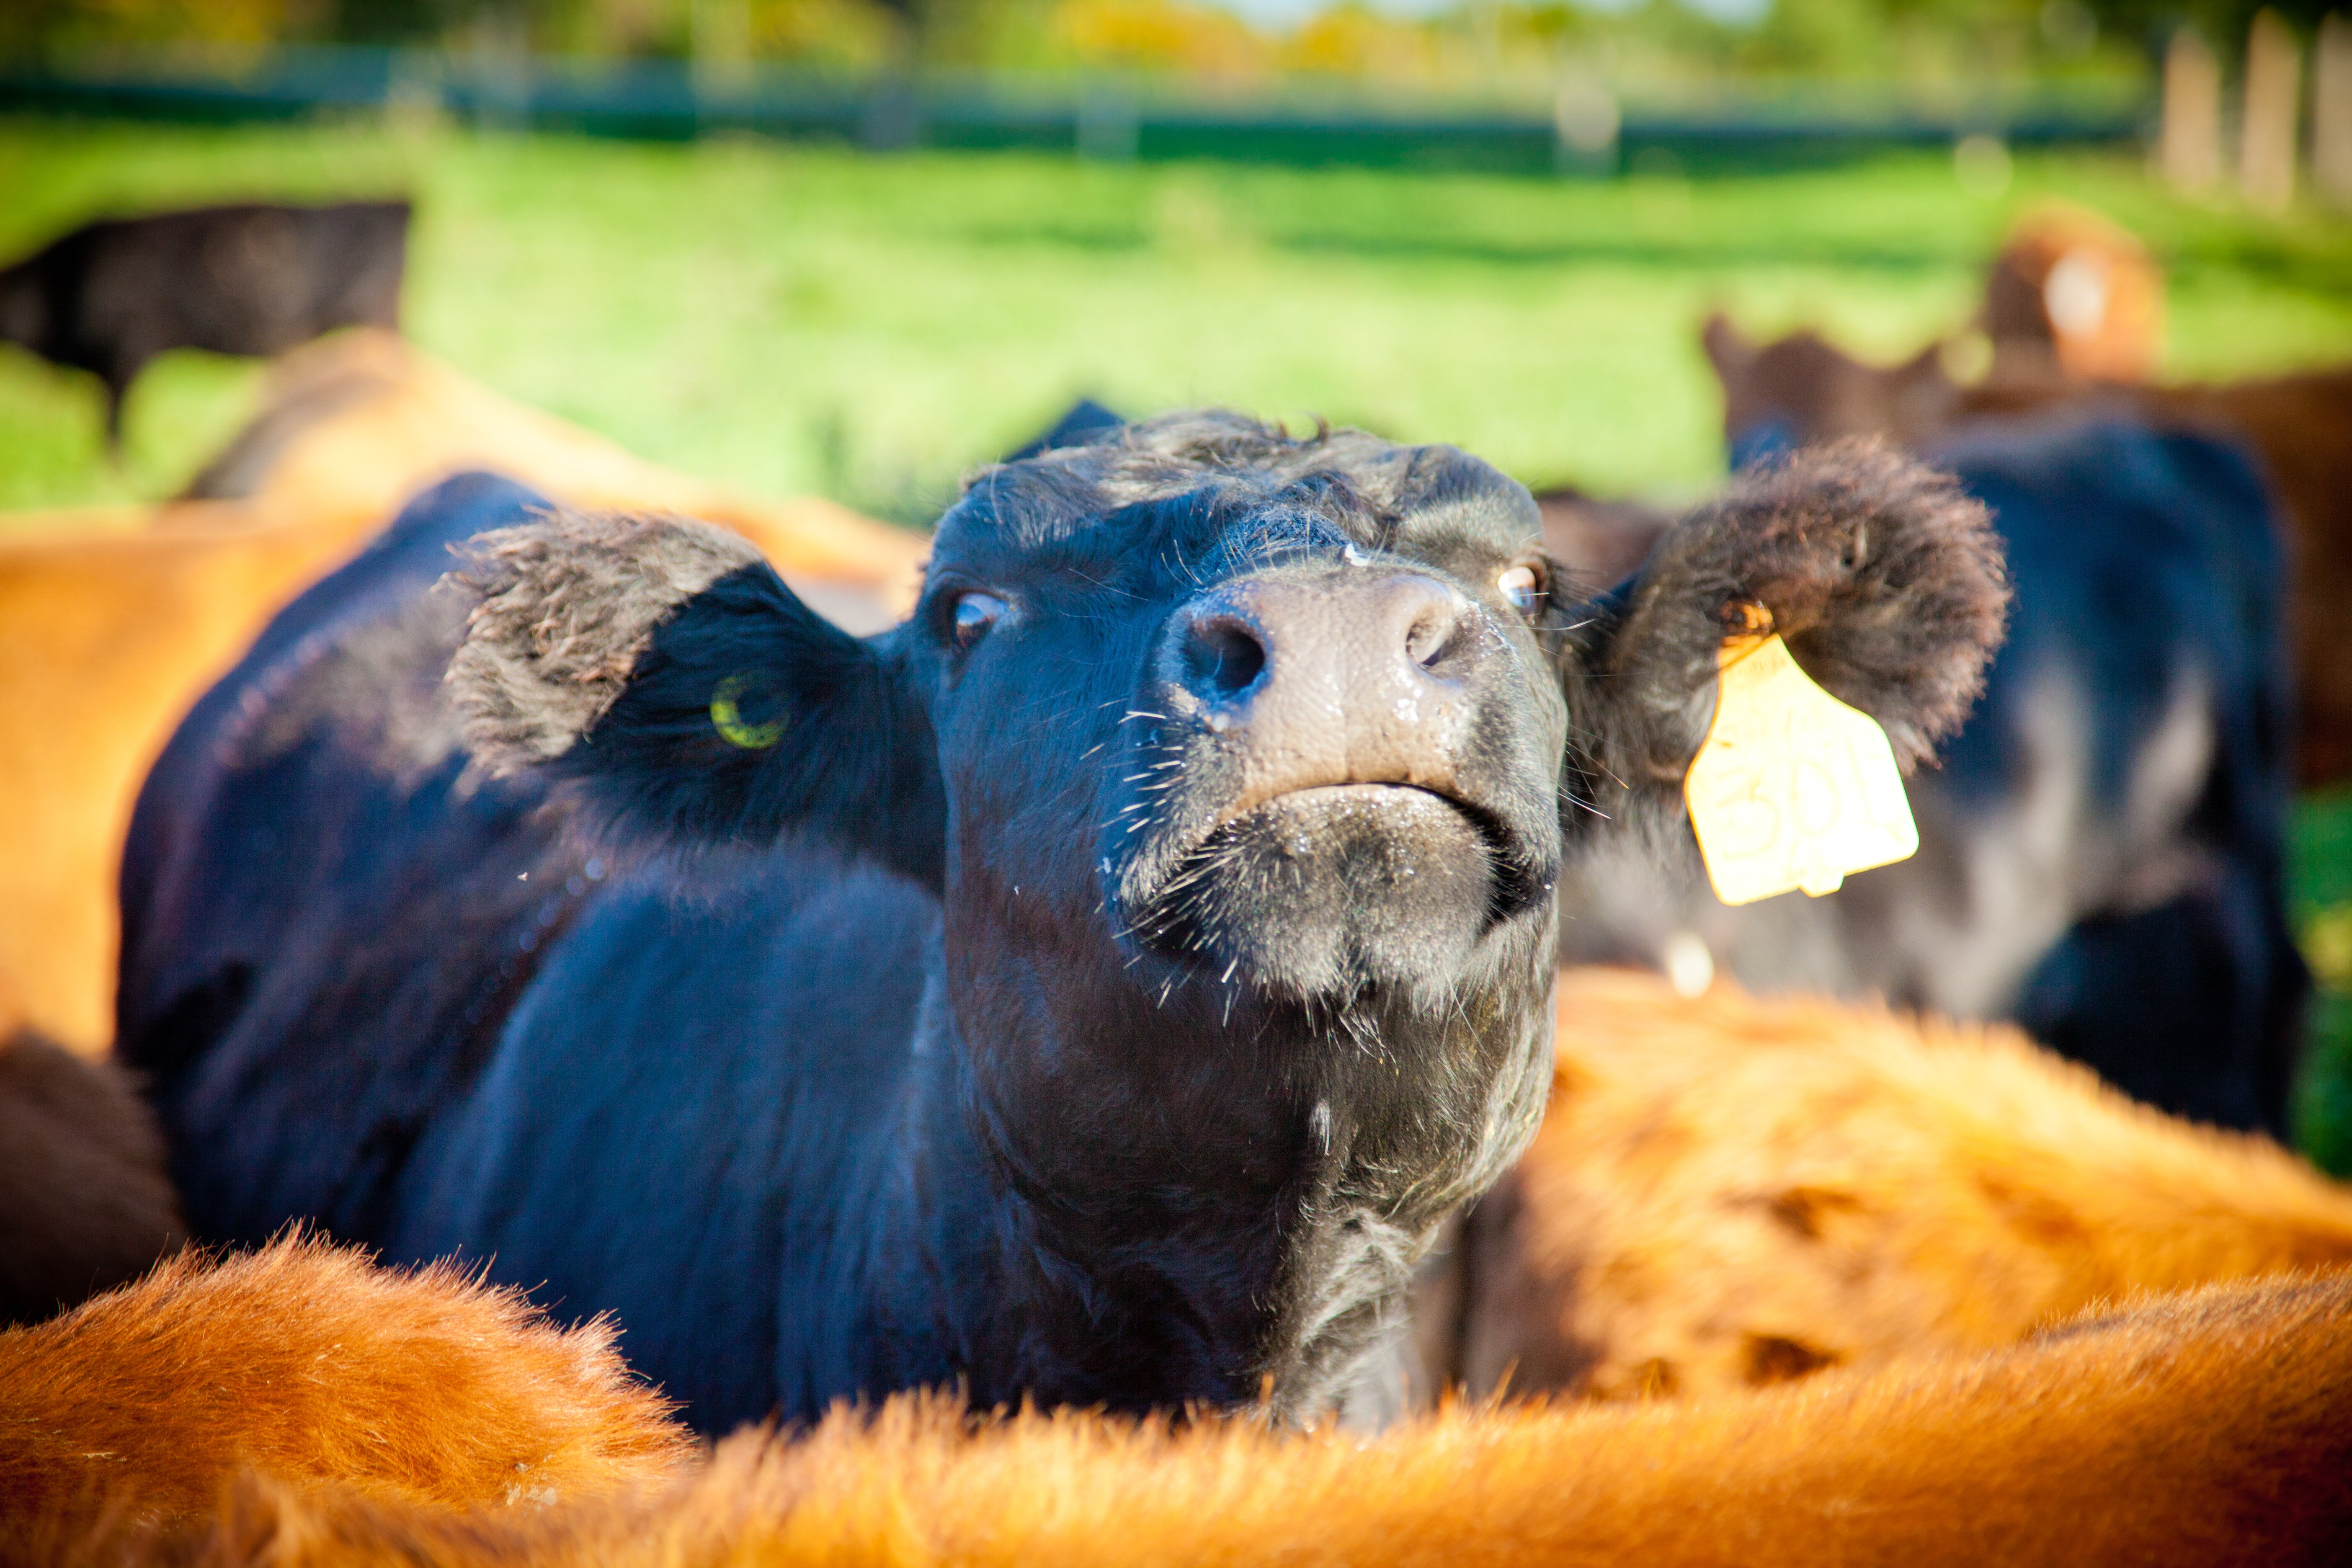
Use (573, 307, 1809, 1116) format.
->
(5, 117, 2349, 518)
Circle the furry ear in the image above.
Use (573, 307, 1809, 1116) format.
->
(446, 512, 944, 888)
(1553, 440, 2008, 830)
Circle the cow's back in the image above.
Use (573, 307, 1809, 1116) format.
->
(116, 473, 566, 1239)
(24, 202, 407, 377)
(1933, 419, 2303, 1131)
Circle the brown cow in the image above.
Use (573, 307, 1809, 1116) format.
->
(169, 329, 928, 617)
(11, 1238, 2352, 1566)
(0, 331, 925, 1053)
(1445, 967, 2352, 1405)
(0, 509, 387, 1055)
(1978, 202, 2164, 387)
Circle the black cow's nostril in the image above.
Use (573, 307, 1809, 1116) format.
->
(1185, 616, 1269, 702)
(1405, 604, 1460, 669)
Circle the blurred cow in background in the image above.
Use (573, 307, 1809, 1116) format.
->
(1563, 209, 2327, 1135)
(1978, 202, 2164, 388)
(1702, 295, 2352, 787)
(1561, 406, 2307, 1135)
(0, 201, 411, 449)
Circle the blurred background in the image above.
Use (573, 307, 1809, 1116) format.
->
(3, 0, 2348, 1157)
(7, 0, 2347, 515)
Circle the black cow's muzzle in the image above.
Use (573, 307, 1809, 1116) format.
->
(1108, 563, 1558, 998)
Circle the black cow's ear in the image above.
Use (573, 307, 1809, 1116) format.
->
(445, 512, 943, 889)
(1549, 439, 2009, 829)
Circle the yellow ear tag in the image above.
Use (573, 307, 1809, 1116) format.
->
(1683, 630, 1918, 905)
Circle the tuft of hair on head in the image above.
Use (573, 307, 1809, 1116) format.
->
(958, 409, 1535, 567)
(445, 510, 769, 780)
(1568, 438, 2009, 798)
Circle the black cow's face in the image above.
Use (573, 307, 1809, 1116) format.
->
(446, 415, 2003, 1411)
(910, 450, 1565, 1019)
(857, 429, 1578, 1329)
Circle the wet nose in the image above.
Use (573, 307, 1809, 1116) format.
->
(1164, 569, 1489, 788)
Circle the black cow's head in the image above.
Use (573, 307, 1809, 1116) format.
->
(444, 414, 2003, 1416)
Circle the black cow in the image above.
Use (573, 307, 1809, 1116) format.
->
(0, 200, 410, 448)
(116, 417, 2004, 1431)
(1563, 412, 2306, 1135)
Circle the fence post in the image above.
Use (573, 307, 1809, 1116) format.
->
(1553, 75, 1619, 176)
(2161, 27, 2222, 191)
(694, 0, 753, 103)
(2318, 13, 2352, 209)
(465, 6, 532, 133)
(2240, 9, 2301, 209)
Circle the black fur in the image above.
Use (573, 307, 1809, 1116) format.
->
(1561, 416, 2303, 1135)
(1553, 438, 2008, 819)
(119, 418, 2004, 1433)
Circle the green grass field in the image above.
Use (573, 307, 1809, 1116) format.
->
(3, 114, 2349, 1163)
(7, 117, 2352, 518)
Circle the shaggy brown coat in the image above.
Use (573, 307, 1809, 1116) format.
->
(1453, 968, 2352, 1401)
(14, 1241, 2352, 1567)
(0, 1237, 693, 1553)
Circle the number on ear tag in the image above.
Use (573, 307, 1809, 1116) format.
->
(1684, 632, 1919, 906)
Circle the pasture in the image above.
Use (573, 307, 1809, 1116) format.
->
(9, 117, 2352, 515)
(3, 112, 2349, 1163)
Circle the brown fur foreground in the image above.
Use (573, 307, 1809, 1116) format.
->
(10, 1242, 2352, 1566)
(1460, 968, 2352, 1400)
(0, 1238, 694, 1549)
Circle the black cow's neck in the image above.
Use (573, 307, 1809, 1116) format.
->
(873, 959, 1525, 1425)
(971, 1116, 1407, 1421)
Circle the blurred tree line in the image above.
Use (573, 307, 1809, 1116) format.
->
(1, 0, 2337, 87)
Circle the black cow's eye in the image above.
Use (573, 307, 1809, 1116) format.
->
(1498, 563, 1546, 617)
(950, 591, 1007, 653)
